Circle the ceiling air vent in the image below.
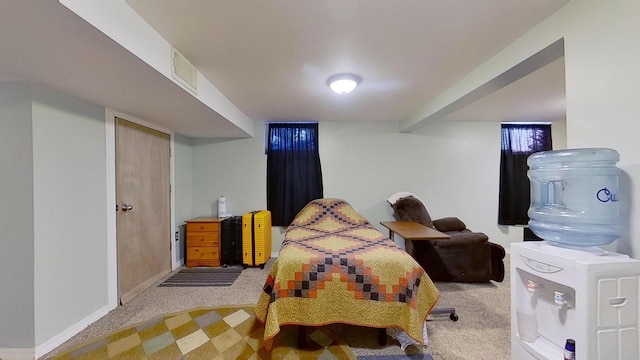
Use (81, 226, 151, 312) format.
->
(171, 47, 198, 94)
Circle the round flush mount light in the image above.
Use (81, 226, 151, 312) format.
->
(326, 73, 362, 94)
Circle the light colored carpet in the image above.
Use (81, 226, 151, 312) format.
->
(41, 256, 511, 360)
(357, 355, 434, 360)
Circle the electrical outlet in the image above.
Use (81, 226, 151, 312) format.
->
(175, 231, 179, 241)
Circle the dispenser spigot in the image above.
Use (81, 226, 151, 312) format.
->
(527, 280, 540, 294)
(554, 291, 568, 309)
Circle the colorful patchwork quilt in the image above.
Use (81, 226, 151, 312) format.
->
(255, 198, 440, 350)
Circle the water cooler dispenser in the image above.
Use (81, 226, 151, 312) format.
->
(511, 148, 640, 360)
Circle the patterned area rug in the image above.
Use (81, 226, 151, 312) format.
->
(51, 306, 355, 359)
(158, 267, 242, 287)
(356, 355, 434, 360)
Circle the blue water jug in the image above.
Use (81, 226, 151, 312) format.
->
(527, 148, 621, 247)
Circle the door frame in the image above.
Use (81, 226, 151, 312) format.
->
(105, 108, 178, 310)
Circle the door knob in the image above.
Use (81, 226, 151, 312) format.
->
(121, 204, 133, 212)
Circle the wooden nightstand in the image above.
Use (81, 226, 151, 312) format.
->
(185, 217, 221, 267)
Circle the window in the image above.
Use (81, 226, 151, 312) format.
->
(266, 122, 323, 226)
(498, 123, 552, 225)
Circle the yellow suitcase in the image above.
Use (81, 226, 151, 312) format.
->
(242, 210, 272, 269)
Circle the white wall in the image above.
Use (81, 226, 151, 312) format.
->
(59, 0, 254, 137)
(0, 83, 110, 357)
(562, 0, 640, 257)
(31, 84, 108, 347)
(446, 0, 640, 256)
(0, 82, 35, 349)
(191, 136, 267, 217)
(174, 133, 194, 262)
(322, 121, 502, 236)
(5, 0, 638, 353)
(190, 119, 566, 253)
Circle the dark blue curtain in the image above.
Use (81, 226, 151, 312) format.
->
(267, 123, 323, 226)
(498, 124, 552, 225)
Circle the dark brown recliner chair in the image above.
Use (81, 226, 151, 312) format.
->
(391, 196, 505, 283)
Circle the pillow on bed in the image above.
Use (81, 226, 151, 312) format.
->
(392, 197, 433, 228)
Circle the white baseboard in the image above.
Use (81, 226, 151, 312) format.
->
(271, 252, 279, 259)
(0, 348, 35, 360)
(34, 303, 112, 359)
(172, 258, 183, 270)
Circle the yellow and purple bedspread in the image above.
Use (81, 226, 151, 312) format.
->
(255, 198, 439, 350)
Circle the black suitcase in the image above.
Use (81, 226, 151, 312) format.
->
(221, 216, 243, 266)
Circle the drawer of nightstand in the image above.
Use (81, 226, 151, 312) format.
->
(186, 233, 219, 247)
(186, 222, 219, 232)
(187, 247, 219, 260)
(186, 259, 220, 267)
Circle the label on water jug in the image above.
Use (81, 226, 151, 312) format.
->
(596, 187, 618, 203)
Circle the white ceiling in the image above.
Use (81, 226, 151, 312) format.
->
(0, 1, 567, 137)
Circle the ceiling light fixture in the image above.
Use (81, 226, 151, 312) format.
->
(326, 73, 362, 94)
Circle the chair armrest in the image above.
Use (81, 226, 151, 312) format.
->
(432, 232, 489, 247)
(432, 217, 467, 232)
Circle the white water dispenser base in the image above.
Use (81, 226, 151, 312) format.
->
(511, 242, 640, 360)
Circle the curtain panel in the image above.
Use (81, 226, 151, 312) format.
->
(266, 123, 323, 226)
(498, 124, 552, 225)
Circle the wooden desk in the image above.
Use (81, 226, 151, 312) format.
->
(380, 221, 450, 257)
(380, 221, 450, 240)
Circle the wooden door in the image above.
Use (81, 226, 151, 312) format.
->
(116, 117, 171, 304)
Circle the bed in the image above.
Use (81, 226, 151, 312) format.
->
(255, 198, 440, 350)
